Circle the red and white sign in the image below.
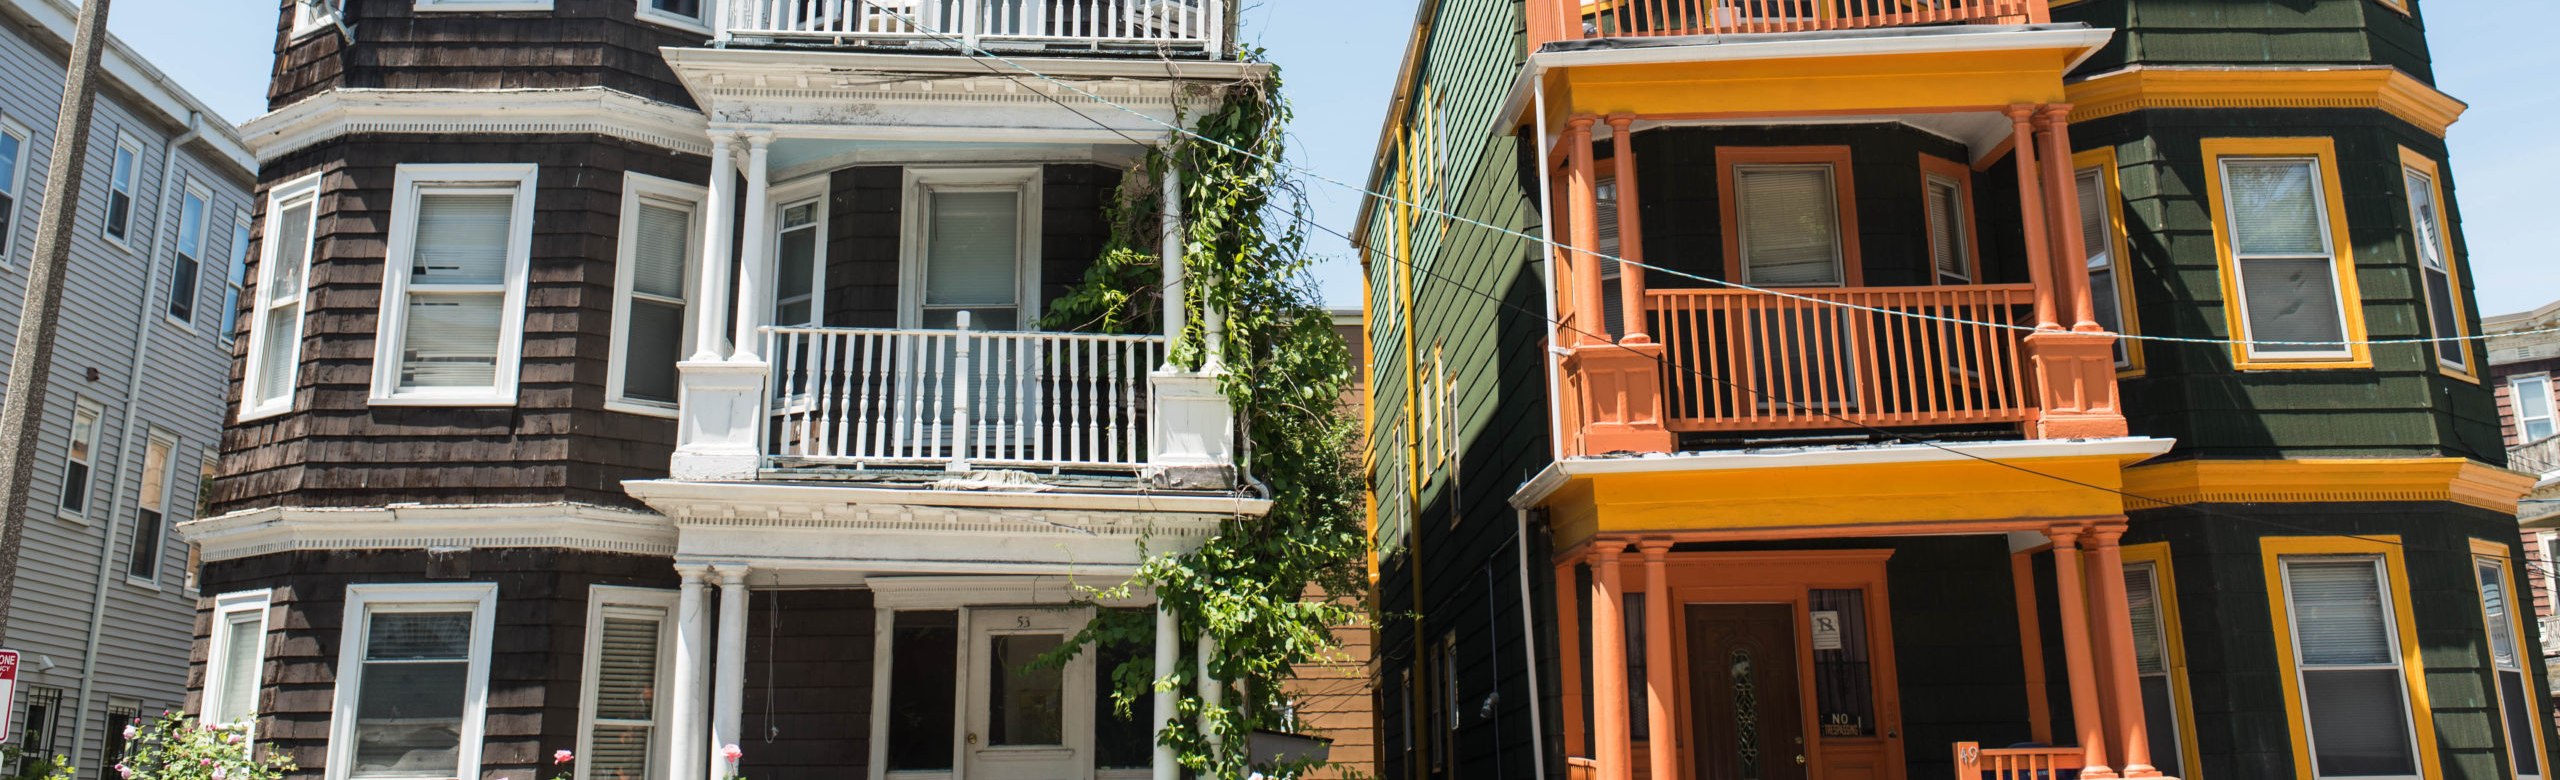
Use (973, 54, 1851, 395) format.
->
(0, 650, 20, 743)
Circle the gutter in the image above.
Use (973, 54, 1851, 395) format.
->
(72, 111, 202, 763)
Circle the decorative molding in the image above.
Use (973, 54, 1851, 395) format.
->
(237, 87, 713, 162)
(2119, 457, 2534, 513)
(176, 502, 679, 562)
(2066, 66, 2467, 137)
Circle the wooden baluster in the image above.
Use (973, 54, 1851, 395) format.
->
(1885, 291, 1911, 422)
(850, 332, 875, 460)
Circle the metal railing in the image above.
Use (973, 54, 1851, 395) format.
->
(1648, 284, 2040, 432)
(762, 321, 1167, 471)
(719, 0, 1225, 53)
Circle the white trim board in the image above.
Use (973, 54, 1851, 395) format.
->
(175, 502, 678, 562)
(237, 87, 713, 162)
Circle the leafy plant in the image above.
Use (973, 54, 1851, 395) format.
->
(115, 712, 294, 780)
(0, 744, 73, 780)
(1040, 58, 1367, 780)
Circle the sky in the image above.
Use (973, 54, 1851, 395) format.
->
(102, 0, 2556, 313)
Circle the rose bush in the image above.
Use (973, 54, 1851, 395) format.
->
(114, 712, 292, 780)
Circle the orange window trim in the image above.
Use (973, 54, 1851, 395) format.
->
(1918, 153, 1983, 283)
(1717, 145, 1864, 286)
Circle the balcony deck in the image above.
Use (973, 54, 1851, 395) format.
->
(718, 0, 1227, 56)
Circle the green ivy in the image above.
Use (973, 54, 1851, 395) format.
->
(1038, 60, 1367, 780)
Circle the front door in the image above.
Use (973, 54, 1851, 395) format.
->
(1688, 603, 1807, 780)
(965, 608, 1090, 780)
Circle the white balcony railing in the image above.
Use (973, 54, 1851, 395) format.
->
(762, 323, 1167, 471)
(719, 0, 1226, 54)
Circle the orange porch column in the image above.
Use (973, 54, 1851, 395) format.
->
(1608, 115, 1651, 346)
(1642, 541, 1676, 780)
(2087, 526, 2160, 777)
(2036, 106, 2101, 333)
(1558, 559, 1589, 760)
(1560, 115, 1674, 455)
(2006, 105, 2061, 333)
(2017, 103, 2128, 440)
(1568, 117, 1608, 348)
(1593, 542, 1634, 780)
(2047, 526, 2120, 778)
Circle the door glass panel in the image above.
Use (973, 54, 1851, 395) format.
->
(987, 633, 1065, 746)
(887, 611, 958, 771)
(1810, 589, 1873, 738)
(1732, 647, 1762, 780)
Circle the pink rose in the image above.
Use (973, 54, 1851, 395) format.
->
(114, 764, 131, 780)
(213, 766, 229, 780)
(719, 744, 743, 763)
(200, 758, 214, 767)
(226, 733, 243, 744)
(121, 724, 136, 740)
(554, 750, 575, 765)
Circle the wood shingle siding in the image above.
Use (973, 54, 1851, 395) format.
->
(267, 0, 703, 112)
(216, 133, 708, 514)
(739, 590, 876, 780)
(192, 549, 680, 780)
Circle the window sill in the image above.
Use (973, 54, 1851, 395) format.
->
(2438, 365, 2482, 385)
(2232, 359, 2375, 371)
(162, 313, 197, 333)
(122, 576, 162, 591)
(414, 0, 554, 11)
(604, 399, 680, 419)
(56, 508, 88, 526)
(635, 8, 712, 35)
(368, 392, 519, 408)
(237, 402, 293, 424)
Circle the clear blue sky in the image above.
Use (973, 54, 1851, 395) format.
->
(107, 0, 2555, 314)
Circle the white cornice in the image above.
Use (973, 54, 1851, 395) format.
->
(237, 87, 713, 162)
(177, 502, 679, 562)
(625, 479, 1268, 570)
(622, 478, 1272, 518)
(1509, 437, 2176, 508)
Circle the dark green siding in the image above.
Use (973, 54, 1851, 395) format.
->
(2057, 0, 2435, 82)
(2125, 503, 2558, 780)
(2074, 108, 2498, 462)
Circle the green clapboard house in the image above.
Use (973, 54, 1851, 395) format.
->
(1354, 1, 2548, 780)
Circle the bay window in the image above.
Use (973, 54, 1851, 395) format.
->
(1920, 154, 1975, 285)
(905, 168, 1038, 331)
(2474, 547, 2547, 780)
(2074, 147, 2141, 370)
(242, 175, 322, 420)
(327, 583, 496, 780)
(607, 174, 702, 415)
(635, 0, 706, 30)
(369, 164, 536, 406)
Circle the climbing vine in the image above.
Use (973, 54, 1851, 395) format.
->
(1040, 59, 1368, 780)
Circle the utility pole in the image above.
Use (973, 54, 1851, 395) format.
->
(0, 0, 115, 633)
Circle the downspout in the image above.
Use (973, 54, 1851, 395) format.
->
(1529, 70, 1563, 463)
(71, 111, 203, 764)
(1514, 508, 1549, 779)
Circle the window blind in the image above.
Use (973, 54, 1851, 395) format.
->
(411, 194, 513, 285)
(633, 203, 690, 300)
(1736, 165, 1840, 286)
(2288, 560, 2393, 666)
(623, 201, 692, 405)
(2286, 558, 2417, 779)
(1926, 176, 1964, 279)
(2125, 564, 2164, 674)
(927, 191, 1021, 308)
(589, 614, 661, 780)
(215, 612, 262, 722)
(400, 294, 502, 389)
(267, 201, 312, 302)
(2077, 171, 2111, 268)
(352, 610, 473, 777)
(2226, 161, 2326, 256)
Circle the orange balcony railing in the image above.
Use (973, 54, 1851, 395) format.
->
(1952, 743, 2086, 780)
(1529, 0, 2048, 50)
(1649, 284, 2039, 433)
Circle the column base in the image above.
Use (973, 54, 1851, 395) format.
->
(2023, 331, 2128, 439)
(674, 360, 769, 482)
(1149, 369, 1236, 490)
(1563, 342, 1676, 455)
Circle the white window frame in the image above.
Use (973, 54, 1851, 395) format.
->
(2515, 374, 2556, 445)
(897, 167, 1043, 331)
(57, 399, 100, 523)
(766, 176, 830, 330)
(2280, 555, 2423, 780)
(291, 0, 344, 39)
(1923, 171, 1971, 283)
(100, 132, 141, 249)
(607, 174, 704, 418)
(2402, 162, 2469, 374)
(576, 586, 677, 780)
(2077, 165, 2133, 368)
(369, 163, 537, 407)
(633, 0, 711, 33)
(124, 429, 178, 587)
(200, 589, 273, 733)
(414, 0, 554, 12)
(2124, 560, 2186, 775)
(2474, 552, 2547, 780)
(242, 174, 323, 422)
(325, 582, 498, 780)
(222, 208, 253, 347)
(166, 180, 213, 329)
(2217, 156, 2355, 362)
(0, 117, 30, 266)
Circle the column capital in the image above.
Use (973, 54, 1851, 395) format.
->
(1565, 115, 1597, 135)
(2088, 526, 2126, 547)
(1590, 539, 1629, 562)
(2036, 103, 2075, 123)
(744, 129, 776, 148)
(2046, 523, 2086, 547)
(1638, 539, 1673, 557)
(2006, 103, 2040, 124)
(712, 563, 751, 585)
(674, 562, 713, 579)
(1605, 113, 1637, 131)
(707, 132, 737, 150)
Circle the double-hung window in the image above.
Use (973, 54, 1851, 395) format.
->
(2401, 148, 2472, 375)
(292, 0, 344, 38)
(607, 174, 702, 415)
(242, 175, 322, 420)
(906, 168, 1038, 331)
(413, 0, 555, 11)
(125, 432, 175, 583)
(1595, 178, 1623, 338)
(2277, 554, 2423, 780)
(772, 193, 825, 330)
(2078, 166, 2130, 367)
(2205, 139, 2367, 368)
(58, 401, 99, 519)
(1733, 163, 1846, 286)
(635, 0, 707, 30)
(577, 587, 674, 780)
(0, 119, 29, 263)
(2124, 559, 2187, 778)
(2514, 374, 2556, 444)
(2474, 546, 2547, 780)
(168, 183, 209, 324)
(1920, 155, 1975, 285)
(201, 590, 272, 730)
(327, 583, 496, 780)
(101, 133, 139, 247)
(222, 209, 252, 345)
(370, 164, 536, 406)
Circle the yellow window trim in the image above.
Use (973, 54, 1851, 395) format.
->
(2397, 146, 2479, 384)
(2121, 542, 2202, 780)
(2200, 137, 2373, 371)
(2467, 537, 2553, 780)
(2259, 535, 2441, 780)
(2072, 146, 2146, 376)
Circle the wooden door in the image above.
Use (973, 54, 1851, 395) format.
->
(964, 608, 1091, 780)
(1687, 603, 1807, 780)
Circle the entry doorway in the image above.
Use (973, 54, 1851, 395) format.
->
(965, 608, 1089, 780)
(1687, 604, 1807, 780)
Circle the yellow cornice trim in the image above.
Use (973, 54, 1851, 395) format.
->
(2066, 67, 2467, 137)
(2121, 458, 2534, 513)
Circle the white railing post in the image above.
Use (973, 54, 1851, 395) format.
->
(713, 0, 735, 42)
(949, 312, 975, 472)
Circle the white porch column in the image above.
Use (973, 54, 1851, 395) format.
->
(668, 565, 711, 780)
(1153, 604, 1180, 780)
(1159, 159, 1185, 350)
(1144, 154, 1233, 490)
(1196, 634, 1224, 750)
(692, 134, 737, 362)
(709, 565, 751, 779)
(730, 132, 775, 363)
